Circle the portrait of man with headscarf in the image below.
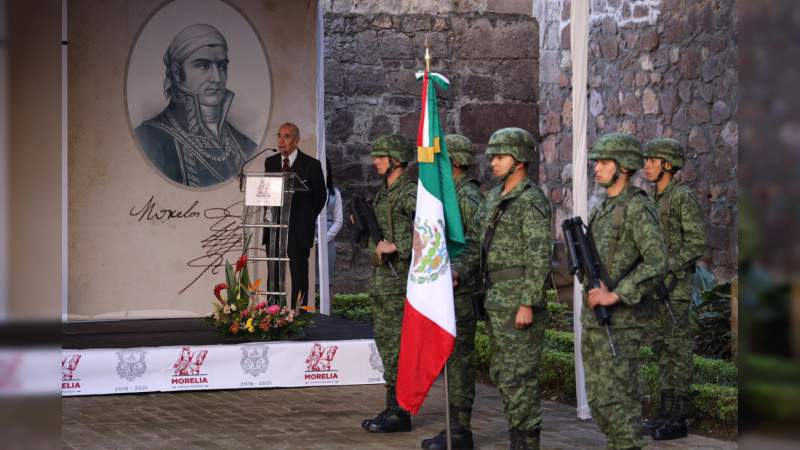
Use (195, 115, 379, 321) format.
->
(134, 23, 257, 188)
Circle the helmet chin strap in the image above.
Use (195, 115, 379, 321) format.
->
(497, 160, 518, 183)
(599, 162, 620, 188)
(654, 160, 668, 183)
(383, 159, 402, 181)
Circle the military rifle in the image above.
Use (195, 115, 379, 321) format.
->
(349, 195, 398, 279)
(562, 216, 618, 357)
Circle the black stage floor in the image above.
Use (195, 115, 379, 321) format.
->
(62, 314, 374, 349)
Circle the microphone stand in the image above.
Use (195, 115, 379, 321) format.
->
(239, 148, 278, 192)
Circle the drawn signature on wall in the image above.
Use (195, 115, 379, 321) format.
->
(180, 200, 244, 294)
(129, 195, 201, 222)
(128, 196, 248, 294)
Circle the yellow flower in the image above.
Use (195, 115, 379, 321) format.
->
(245, 317, 255, 333)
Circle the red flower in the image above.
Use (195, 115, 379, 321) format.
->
(256, 300, 267, 310)
(229, 322, 239, 334)
(214, 283, 227, 303)
(235, 255, 248, 273)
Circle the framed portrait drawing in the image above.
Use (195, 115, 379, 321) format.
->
(125, 0, 271, 188)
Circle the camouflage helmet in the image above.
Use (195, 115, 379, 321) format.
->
(369, 134, 415, 163)
(445, 134, 474, 166)
(588, 132, 644, 171)
(643, 138, 685, 169)
(485, 127, 538, 162)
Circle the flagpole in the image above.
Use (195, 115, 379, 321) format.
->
(444, 363, 452, 450)
(425, 38, 452, 450)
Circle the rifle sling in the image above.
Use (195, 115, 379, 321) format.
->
(606, 197, 628, 273)
(658, 181, 685, 251)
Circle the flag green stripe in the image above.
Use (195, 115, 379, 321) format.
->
(418, 75, 465, 256)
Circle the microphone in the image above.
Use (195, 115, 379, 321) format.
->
(239, 148, 278, 192)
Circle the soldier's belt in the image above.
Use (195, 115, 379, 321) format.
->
(485, 267, 525, 286)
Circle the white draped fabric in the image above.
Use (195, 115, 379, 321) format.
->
(316, 0, 331, 315)
(571, 0, 592, 421)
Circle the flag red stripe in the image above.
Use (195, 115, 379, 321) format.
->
(396, 298, 455, 415)
(416, 71, 428, 146)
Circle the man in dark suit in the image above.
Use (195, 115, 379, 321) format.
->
(263, 123, 326, 307)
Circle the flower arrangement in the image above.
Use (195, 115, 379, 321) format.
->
(208, 234, 314, 341)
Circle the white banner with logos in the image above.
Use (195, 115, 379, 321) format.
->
(62, 339, 385, 396)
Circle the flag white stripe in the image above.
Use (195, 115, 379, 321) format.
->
(406, 182, 456, 337)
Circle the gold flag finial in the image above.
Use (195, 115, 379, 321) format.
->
(424, 35, 431, 72)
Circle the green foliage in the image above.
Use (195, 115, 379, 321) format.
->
(639, 345, 655, 362)
(691, 265, 717, 304)
(225, 261, 237, 300)
(745, 353, 800, 382)
(546, 300, 572, 332)
(691, 384, 738, 423)
(544, 330, 574, 353)
(694, 355, 738, 387)
(741, 355, 800, 422)
(539, 350, 576, 403)
(331, 293, 373, 323)
(691, 266, 733, 360)
(742, 382, 800, 421)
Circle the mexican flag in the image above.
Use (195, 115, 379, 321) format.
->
(396, 69, 465, 414)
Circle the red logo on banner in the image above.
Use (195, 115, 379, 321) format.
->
(304, 343, 339, 381)
(62, 354, 82, 389)
(62, 354, 81, 380)
(171, 347, 209, 384)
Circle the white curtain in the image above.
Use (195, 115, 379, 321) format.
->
(315, 0, 331, 315)
(571, 0, 592, 421)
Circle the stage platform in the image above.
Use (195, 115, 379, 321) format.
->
(61, 315, 384, 397)
(62, 314, 374, 349)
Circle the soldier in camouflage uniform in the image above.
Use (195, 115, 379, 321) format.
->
(642, 138, 706, 440)
(360, 134, 417, 433)
(452, 128, 552, 450)
(421, 134, 484, 450)
(583, 133, 667, 450)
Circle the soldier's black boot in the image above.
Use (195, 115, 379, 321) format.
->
(652, 393, 689, 440)
(509, 429, 524, 450)
(363, 388, 412, 433)
(644, 390, 672, 434)
(652, 417, 687, 440)
(421, 406, 474, 450)
(361, 388, 392, 431)
(420, 425, 474, 450)
(523, 429, 541, 449)
(509, 428, 540, 450)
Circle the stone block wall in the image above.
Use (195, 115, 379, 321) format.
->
(323, 5, 539, 293)
(536, 0, 738, 282)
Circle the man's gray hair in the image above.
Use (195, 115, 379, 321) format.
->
(162, 24, 228, 98)
(279, 122, 301, 140)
